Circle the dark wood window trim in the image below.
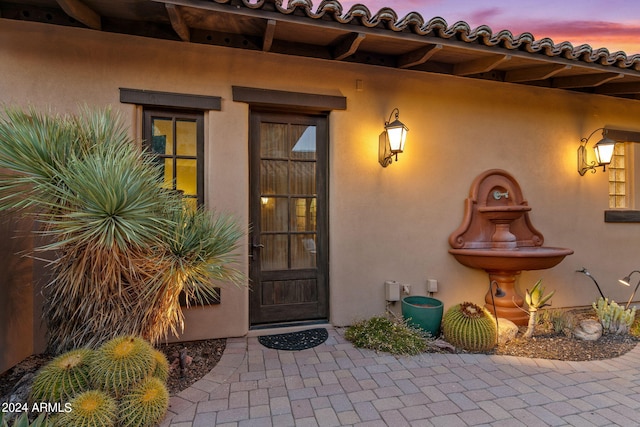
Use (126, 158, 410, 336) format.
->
(605, 210, 640, 223)
(232, 86, 346, 111)
(120, 88, 221, 110)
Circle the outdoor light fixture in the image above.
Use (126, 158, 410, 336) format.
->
(618, 270, 640, 309)
(577, 128, 617, 176)
(576, 267, 606, 299)
(379, 108, 409, 167)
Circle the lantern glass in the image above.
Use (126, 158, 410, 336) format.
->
(594, 137, 616, 165)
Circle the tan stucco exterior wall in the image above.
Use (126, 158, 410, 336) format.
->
(2, 19, 640, 369)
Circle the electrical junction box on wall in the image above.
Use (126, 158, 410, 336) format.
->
(427, 279, 438, 293)
(385, 280, 400, 301)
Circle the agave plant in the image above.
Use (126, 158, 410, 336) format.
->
(0, 107, 244, 353)
(523, 279, 555, 339)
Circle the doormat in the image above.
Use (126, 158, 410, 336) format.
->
(258, 328, 328, 351)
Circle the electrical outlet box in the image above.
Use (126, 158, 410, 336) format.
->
(385, 281, 400, 301)
(402, 284, 411, 294)
(427, 279, 438, 293)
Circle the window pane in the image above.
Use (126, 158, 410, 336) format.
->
(261, 234, 288, 271)
(291, 234, 316, 269)
(261, 160, 288, 194)
(163, 158, 174, 188)
(261, 197, 288, 232)
(176, 159, 197, 196)
(152, 118, 173, 155)
(261, 123, 288, 158)
(290, 125, 316, 160)
(291, 198, 316, 232)
(176, 120, 197, 156)
(290, 161, 315, 195)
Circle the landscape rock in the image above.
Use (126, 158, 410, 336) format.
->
(573, 319, 603, 341)
(497, 318, 518, 345)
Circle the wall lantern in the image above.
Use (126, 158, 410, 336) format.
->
(378, 108, 409, 167)
(618, 270, 640, 309)
(577, 128, 616, 176)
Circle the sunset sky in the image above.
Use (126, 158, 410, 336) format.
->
(337, 0, 640, 55)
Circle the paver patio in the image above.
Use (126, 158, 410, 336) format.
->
(161, 327, 640, 426)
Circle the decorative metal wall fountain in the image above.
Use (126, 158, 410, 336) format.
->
(449, 169, 573, 325)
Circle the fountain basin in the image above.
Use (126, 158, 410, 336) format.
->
(448, 247, 573, 272)
(478, 205, 531, 222)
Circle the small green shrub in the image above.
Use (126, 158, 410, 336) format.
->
(541, 308, 576, 336)
(30, 348, 94, 404)
(442, 302, 497, 352)
(345, 316, 427, 356)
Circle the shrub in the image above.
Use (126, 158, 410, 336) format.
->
(345, 316, 427, 356)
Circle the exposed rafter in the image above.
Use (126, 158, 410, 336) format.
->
(263, 19, 276, 52)
(553, 73, 624, 89)
(55, 0, 100, 30)
(505, 64, 570, 83)
(165, 4, 190, 42)
(398, 44, 443, 69)
(454, 55, 511, 76)
(332, 32, 365, 61)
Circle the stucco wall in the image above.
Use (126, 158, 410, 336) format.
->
(2, 19, 640, 365)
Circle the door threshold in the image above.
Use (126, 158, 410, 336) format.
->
(248, 320, 331, 337)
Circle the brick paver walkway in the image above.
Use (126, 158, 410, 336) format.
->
(161, 327, 640, 426)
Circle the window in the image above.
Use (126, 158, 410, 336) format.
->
(609, 143, 627, 209)
(143, 109, 204, 208)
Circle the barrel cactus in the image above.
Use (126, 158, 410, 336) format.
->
(55, 389, 117, 427)
(118, 376, 169, 427)
(30, 348, 94, 404)
(90, 336, 155, 397)
(151, 349, 170, 382)
(442, 302, 497, 352)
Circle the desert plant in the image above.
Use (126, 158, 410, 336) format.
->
(523, 279, 555, 339)
(593, 297, 636, 334)
(90, 336, 155, 397)
(30, 348, 94, 404)
(0, 107, 244, 352)
(0, 412, 49, 427)
(150, 349, 170, 382)
(442, 302, 497, 352)
(541, 308, 576, 337)
(54, 390, 117, 427)
(344, 316, 428, 356)
(118, 377, 169, 427)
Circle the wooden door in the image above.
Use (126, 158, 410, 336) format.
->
(249, 111, 328, 325)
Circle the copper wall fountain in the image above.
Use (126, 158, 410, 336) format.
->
(449, 169, 573, 325)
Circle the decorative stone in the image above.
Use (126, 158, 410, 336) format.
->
(497, 318, 518, 345)
(573, 319, 602, 341)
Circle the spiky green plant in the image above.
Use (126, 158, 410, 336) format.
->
(30, 348, 94, 404)
(150, 349, 170, 382)
(0, 412, 49, 427)
(523, 279, 555, 339)
(90, 336, 155, 397)
(54, 390, 117, 427)
(442, 302, 497, 352)
(0, 107, 244, 352)
(118, 377, 169, 427)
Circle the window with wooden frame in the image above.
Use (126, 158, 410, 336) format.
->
(608, 143, 627, 209)
(143, 109, 204, 209)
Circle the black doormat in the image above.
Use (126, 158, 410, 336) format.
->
(258, 328, 328, 351)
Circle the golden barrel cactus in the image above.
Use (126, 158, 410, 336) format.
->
(442, 302, 497, 352)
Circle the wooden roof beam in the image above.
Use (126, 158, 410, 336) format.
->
(165, 4, 190, 42)
(56, 0, 101, 30)
(454, 54, 511, 76)
(553, 73, 624, 89)
(596, 82, 640, 95)
(505, 64, 570, 83)
(263, 19, 276, 52)
(332, 32, 366, 61)
(397, 44, 443, 69)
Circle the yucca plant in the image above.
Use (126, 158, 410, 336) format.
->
(0, 107, 244, 353)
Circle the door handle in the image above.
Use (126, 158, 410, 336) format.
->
(251, 243, 264, 249)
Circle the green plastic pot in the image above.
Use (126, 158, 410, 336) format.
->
(401, 296, 444, 337)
